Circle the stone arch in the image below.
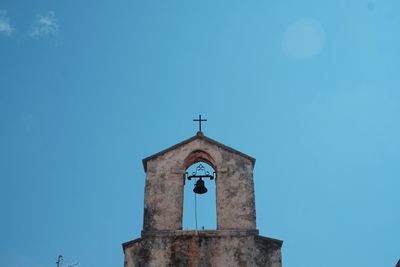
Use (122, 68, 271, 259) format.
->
(183, 150, 217, 170)
(182, 150, 217, 230)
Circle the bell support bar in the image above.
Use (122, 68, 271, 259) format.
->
(185, 163, 216, 181)
(186, 172, 215, 181)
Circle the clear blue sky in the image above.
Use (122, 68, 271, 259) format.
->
(1, 1, 399, 266)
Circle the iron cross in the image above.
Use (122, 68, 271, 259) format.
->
(193, 114, 207, 132)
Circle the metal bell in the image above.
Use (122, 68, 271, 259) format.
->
(193, 178, 207, 194)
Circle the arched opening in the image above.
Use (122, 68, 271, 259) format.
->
(182, 151, 217, 230)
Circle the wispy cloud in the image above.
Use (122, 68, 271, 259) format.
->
(30, 11, 59, 37)
(0, 10, 15, 36)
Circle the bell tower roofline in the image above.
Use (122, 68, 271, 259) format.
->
(142, 132, 256, 172)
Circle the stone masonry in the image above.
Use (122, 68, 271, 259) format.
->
(123, 131, 283, 267)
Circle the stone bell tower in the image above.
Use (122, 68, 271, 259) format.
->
(122, 122, 283, 266)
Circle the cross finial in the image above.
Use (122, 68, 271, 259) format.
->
(193, 114, 207, 133)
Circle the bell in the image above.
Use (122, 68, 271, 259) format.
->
(193, 178, 207, 194)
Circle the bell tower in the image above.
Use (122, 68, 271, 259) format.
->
(123, 121, 283, 267)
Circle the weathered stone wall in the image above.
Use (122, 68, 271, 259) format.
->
(143, 160, 183, 231)
(123, 231, 282, 267)
(125, 134, 283, 267)
(143, 137, 256, 231)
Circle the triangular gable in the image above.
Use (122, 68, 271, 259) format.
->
(142, 132, 256, 172)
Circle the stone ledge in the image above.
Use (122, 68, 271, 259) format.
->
(141, 229, 260, 237)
